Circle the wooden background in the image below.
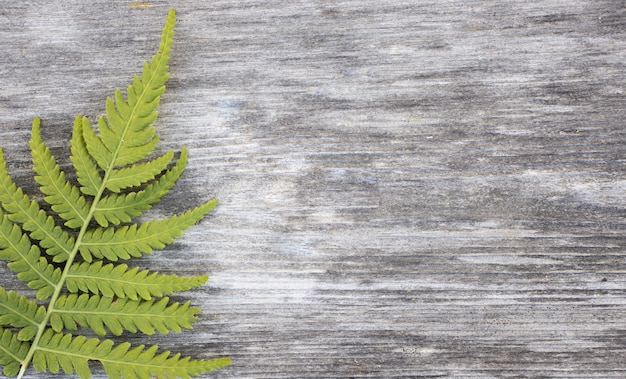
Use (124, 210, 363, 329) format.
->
(0, 1, 625, 378)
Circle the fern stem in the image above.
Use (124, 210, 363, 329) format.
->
(18, 170, 109, 378)
(18, 197, 96, 378)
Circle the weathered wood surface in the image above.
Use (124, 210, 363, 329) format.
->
(0, 1, 625, 378)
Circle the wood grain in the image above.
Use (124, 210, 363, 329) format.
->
(0, 1, 625, 378)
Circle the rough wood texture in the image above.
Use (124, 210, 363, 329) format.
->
(0, 1, 625, 378)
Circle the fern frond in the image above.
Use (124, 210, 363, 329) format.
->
(0, 213, 61, 300)
(106, 150, 174, 193)
(81, 199, 217, 261)
(66, 261, 208, 301)
(30, 117, 91, 228)
(0, 151, 74, 263)
(0, 287, 46, 341)
(70, 115, 103, 196)
(0, 9, 229, 378)
(52, 294, 199, 336)
(34, 330, 231, 379)
(0, 329, 29, 377)
(93, 147, 189, 227)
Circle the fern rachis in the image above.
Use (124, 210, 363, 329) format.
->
(0, 9, 230, 378)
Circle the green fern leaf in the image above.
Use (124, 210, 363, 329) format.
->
(51, 294, 199, 336)
(70, 115, 103, 196)
(0, 329, 29, 377)
(93, 147, 190, 227)
(81, 117, 113, 173)
(66, 261, 208, 301)
(0, 8, 229, 378)
(91, 8, 172, 171)
(0, 151, 74, 263)
(105, 150, 174, 193)
(34, 330, 230, 379)
(0, 287, 46, 340)
(0, 212, 61, 300)
(30, 117, 91, 228)
(81, 199, 217, 261)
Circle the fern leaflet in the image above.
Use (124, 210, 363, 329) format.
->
(92, 146, 191, 227)
(66, 261, 208, 301)
(34, 330, 231, 379)
(0, 8, 230, 378)
(51, 294, 199, 336)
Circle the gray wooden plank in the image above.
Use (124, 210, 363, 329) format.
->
(0, 0, 625, 378)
